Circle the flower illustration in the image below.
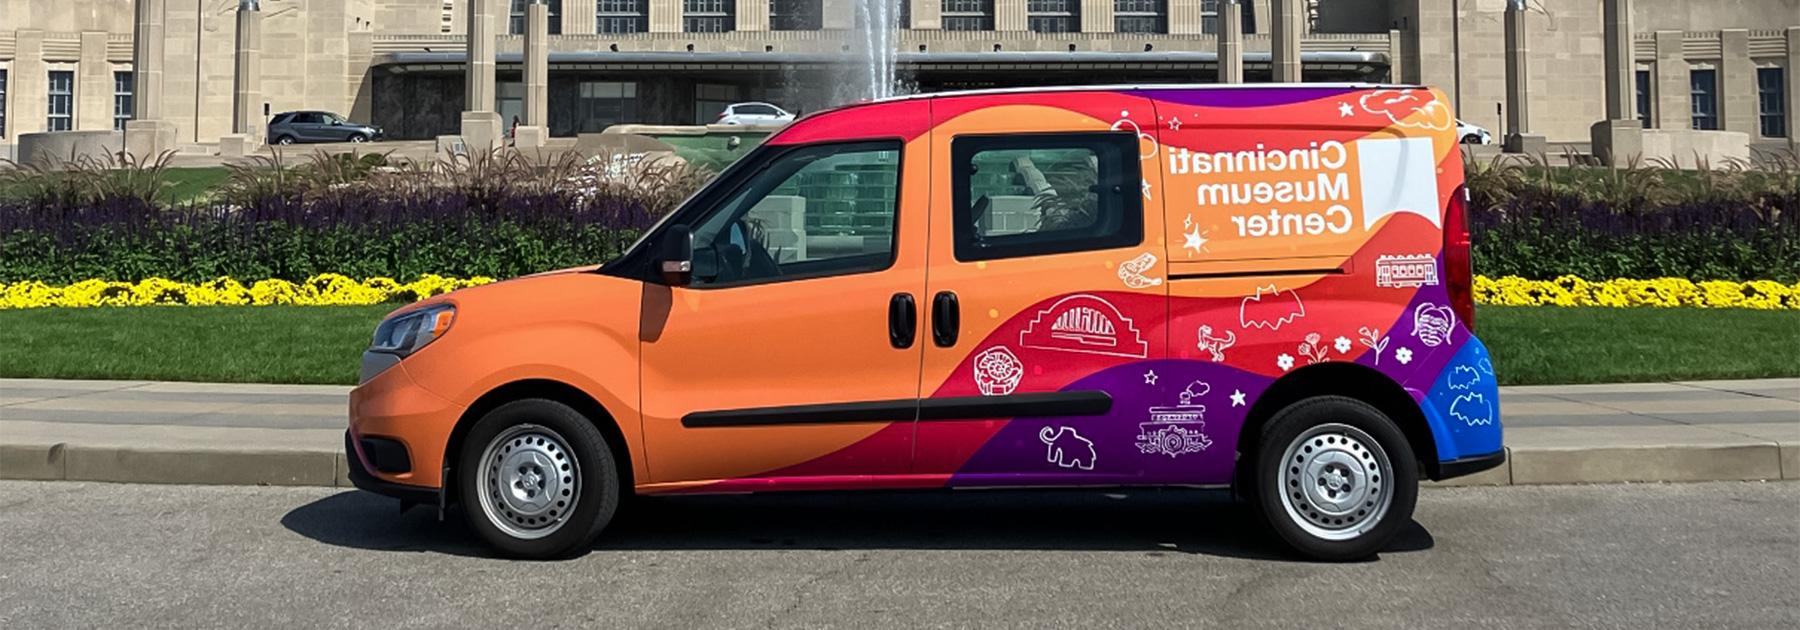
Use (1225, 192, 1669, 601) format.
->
(1297, 333, 1329, 364)
(1333, 336, 1352, 354)
(1276, 353, 1296, 371)
(1396, 347, 1414, 365)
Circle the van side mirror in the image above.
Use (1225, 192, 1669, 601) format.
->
(659, 224, 694, 286)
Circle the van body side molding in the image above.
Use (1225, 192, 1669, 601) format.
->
(681, 391, 1113, 428)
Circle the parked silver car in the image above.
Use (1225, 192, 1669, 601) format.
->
(267, 111, 384, 145)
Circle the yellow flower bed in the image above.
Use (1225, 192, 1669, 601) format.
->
(1, 274, 1795, 310)
(0, 274, 495, 309)
(1474, 275, 1799, 310)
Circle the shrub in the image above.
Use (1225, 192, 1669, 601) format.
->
(0, 150, 711, 283)
(1465, 151, 1799, 283)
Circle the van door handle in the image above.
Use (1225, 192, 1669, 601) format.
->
(932, 291, 960, 347)
(888, 293, 917, 349)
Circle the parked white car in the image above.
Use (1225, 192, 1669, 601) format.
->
(1456, 119, 1494, 145)
(716, 102, 796, 126)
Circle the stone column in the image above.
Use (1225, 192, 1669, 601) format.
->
(1270, 0, 1302, 82)
(77, 32, 112, 131)
(1719, 30, 1756, 136)
(233, 4, 263, 140)
(12, 31, 45, 137)
(1591, 0, 1648, 164)
(516, 1, 549, 148)
(910, 0, 940, 30)
(823, 0, 853, 30)
(1788, 27, 1800, 146)
(737, 0, 769, 31)
(1081, 0, 1113, 33)
(1601, 0, 1633, 121)
(649, 0, 682, 33)
(1387, 28, 1405, 83)
(996, 0, 1027, 32)
(1653, 31, 1687, 130)
(125, 0, 176, 158)
(565, 0, 597, 34)
(1218, 1, 1244, 83)
(460, 0, 503, 152)
(1169, 0, 1205, 36)
(1501, 0, 1542, 153)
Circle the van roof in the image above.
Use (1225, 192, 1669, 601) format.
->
(866, 82, 1429, 104)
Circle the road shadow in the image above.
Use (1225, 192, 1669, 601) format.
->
(282, 488, 1434, 561)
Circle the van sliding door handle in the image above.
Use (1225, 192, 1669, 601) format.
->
(888, 293, 917, 349)
(931, 291, 960, 347)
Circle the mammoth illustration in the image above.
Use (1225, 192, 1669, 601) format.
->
(1038, 426, 1096, 471)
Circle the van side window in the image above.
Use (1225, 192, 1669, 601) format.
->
(688, 141, 902, 287)
(951, 132, 1143, 261)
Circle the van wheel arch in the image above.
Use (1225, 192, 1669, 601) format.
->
(1234, 363, 1440, 498)
(446, 379, 636, 505)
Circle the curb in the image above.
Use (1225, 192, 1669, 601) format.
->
(3, 441, 1793, 489)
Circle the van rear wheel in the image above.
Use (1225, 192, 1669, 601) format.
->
(458, 399, 619, 559)
(1254, 396, 1418, 561)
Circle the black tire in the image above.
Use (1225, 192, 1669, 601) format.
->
(458, 398, 621, 559)
(348, 133, 367, 143)
(275, 135, 296, 145)
(1253, 396, 1418, 561)
(1460, 134, 1483, 145)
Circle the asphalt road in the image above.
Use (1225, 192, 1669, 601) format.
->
(0, 481, 1795, 629)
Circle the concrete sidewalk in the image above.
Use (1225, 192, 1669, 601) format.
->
(1, 378, 1795, 488)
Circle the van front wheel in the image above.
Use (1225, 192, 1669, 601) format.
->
(1255, 396, 1418, 561)
(458, 399, 620, 559)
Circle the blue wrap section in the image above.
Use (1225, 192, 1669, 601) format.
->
(1421, 337, 1503, 462)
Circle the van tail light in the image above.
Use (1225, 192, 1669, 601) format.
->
(1444, 184, 1475, 331)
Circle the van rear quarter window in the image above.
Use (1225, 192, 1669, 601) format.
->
(952, 131, 1145, 261)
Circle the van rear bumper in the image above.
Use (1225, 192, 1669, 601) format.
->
(1432, 449, 1506, 481)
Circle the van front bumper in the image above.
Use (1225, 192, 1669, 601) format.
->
(347, 362, 465, 491)
(345, 431, 439, 505)
(1434, 449, 1507, 481)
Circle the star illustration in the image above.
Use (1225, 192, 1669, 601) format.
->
(1143, 369, 1159, 386)
(1230, 389, 1247, 407)
(1141, 178, 1153, 200)
(1337, 101, 1355, 118)
(1167, 117, 1182, 131)
(1182, 226, 1209, 256)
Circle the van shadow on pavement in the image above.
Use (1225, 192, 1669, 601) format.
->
(281, 487, 1434, 561)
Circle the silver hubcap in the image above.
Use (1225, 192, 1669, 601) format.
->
(476, 425, 579, 540)
(1278, 423, 1394, 541)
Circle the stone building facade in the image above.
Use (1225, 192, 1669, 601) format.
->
(0, 0, 1794, 147)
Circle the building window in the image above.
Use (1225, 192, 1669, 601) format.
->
(509, 0, 564, 35)
(942, 0, 993, 31)
(1026, 0, 1078, 33)
(1635, 68, 1651, 128)
(854, 0, 910, 29)
(685, 0, 734, 32)
(577, 81, 637, 133)
(1114, 0, 1166, 34)
(1689, 68, 1718, 131)
(1759, 67, 1787, 138)
(597, 0, 646, 32)
(0, 69, 8, 138)
(47, 70, 74, 132)
(771, 0, 822, 30)
(441, 1, 454, 34)
(113, 71, 134, 131)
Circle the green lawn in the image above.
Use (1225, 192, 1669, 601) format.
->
(0, 305, 1793, 386)
(162, 167, 233, 204)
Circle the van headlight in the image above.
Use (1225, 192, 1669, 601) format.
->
(370, 304, 456, 357)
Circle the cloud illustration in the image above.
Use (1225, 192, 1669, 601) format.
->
(1359, 89, 1453, 131)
